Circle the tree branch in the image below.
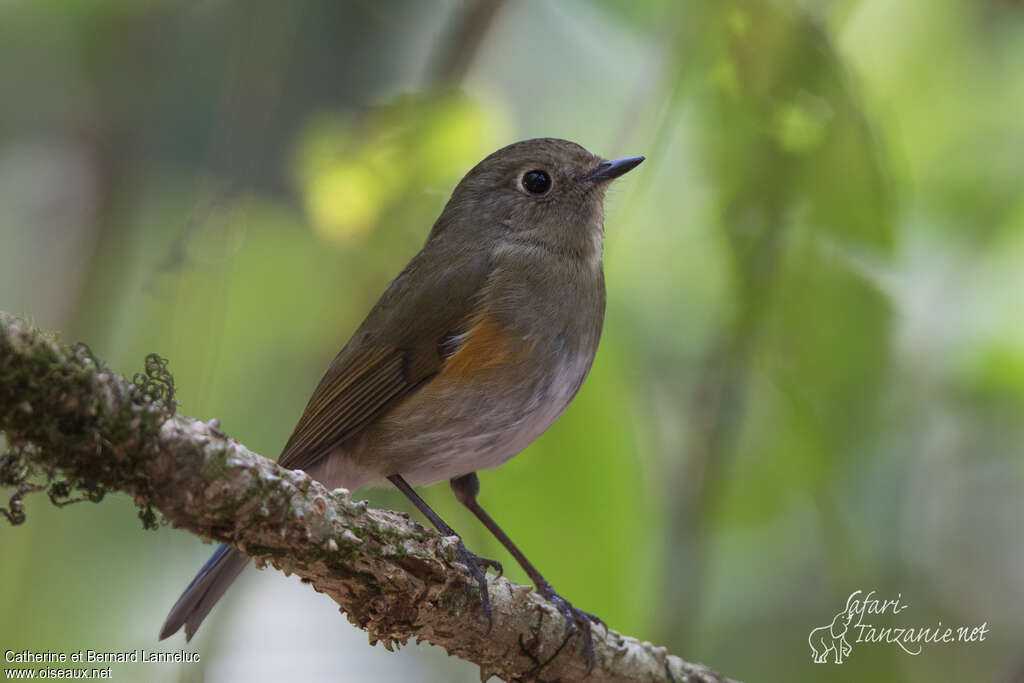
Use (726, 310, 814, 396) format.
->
(0, 311, 735, 683)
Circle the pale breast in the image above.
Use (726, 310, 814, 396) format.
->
(370, 346, 594, 487)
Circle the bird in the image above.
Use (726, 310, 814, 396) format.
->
(159, 137, 643, 669)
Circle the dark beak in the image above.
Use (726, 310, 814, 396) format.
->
(587, 156, 645, 181)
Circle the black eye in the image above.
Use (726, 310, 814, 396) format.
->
(521, 169, 551, 195)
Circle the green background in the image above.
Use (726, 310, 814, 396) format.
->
(2, 1, 1023, 681)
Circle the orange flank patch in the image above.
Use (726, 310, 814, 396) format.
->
(441, 317, 519, 379)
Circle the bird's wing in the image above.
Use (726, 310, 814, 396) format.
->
(277, 248, 491, 472)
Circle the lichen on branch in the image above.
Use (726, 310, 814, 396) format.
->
(0, 311, 733, 683)
(0, 315, 174, 527)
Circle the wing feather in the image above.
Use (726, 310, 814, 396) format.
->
(277, 247, 491, 472)
(278, 349, 409, 471)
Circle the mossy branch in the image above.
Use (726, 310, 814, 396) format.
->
(0, 312, 734, 683)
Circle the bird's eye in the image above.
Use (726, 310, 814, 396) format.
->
(520, 169, 551, 195)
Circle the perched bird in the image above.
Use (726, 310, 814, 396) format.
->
(160, 138, 643, 667)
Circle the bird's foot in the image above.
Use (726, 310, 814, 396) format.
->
(452, 541, 503, 629)
(535, 580, 603, 675)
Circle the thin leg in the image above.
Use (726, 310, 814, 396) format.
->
(387, 474, 502, 625)
(450, 472, 602, 674)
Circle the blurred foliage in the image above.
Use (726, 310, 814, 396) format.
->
(293, 93, 504, 243)
(2, 1, 1024, 682)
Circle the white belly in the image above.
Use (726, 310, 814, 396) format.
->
(387, 350, 592, 487)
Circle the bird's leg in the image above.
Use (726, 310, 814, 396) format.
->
(387, 474, 502, 626)
(450, 472, 602, 674)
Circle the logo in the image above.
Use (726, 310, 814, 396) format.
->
(809, 590, 988, 664)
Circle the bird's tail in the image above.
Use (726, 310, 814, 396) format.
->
(159, 544, 249, 641)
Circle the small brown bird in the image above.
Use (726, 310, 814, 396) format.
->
(160, 138, 643, 667)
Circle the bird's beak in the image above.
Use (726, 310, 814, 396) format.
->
(587, 156, 645, 181)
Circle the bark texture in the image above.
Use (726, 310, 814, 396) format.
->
(0, 311, 735, 683)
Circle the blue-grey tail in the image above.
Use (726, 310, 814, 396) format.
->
(159, 544, 249, 641)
